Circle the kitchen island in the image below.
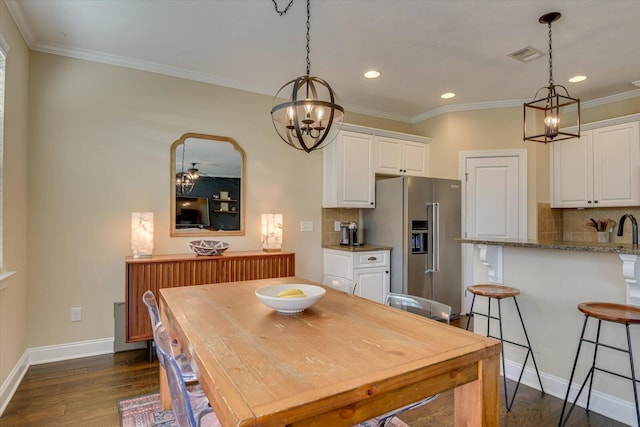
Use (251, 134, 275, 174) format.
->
(460, 237, 640, 426)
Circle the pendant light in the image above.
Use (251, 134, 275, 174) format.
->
(175, 143, 194, 195)
(270, 0, 344, 153)
(523, 12, 580, 143)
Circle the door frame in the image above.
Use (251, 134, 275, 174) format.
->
(458, 149, 528, 312)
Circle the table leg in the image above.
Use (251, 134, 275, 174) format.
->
(160, 362, 172, 410)
(158, 299, 172, 410)
(454, 353, 500, 426)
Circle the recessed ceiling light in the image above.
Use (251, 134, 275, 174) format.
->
(569, 75, 587, 83)
(441, 92, 456, 99)
(364, 70, 381, 79)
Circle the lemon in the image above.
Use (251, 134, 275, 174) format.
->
(277, 288, 305, 298)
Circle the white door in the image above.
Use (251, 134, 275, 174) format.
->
(460, 150, 527, 312)
(466, 156, 521, 238)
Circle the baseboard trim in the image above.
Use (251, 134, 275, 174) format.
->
(0, 351, 29, 416)
(504, 358, 638, 426)
(0, 337, 116, 416)
(28, 337, 114, 365)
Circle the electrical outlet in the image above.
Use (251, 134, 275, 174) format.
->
(334, 221, 341, 231)
(300, 221, 313, 232)
(71, 307, 82, 322)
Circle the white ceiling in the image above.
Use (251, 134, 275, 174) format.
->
(6, 0, 640, 123)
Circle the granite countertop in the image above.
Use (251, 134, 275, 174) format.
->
(322, 244, 392, 252)
(458, 237, 640, 255)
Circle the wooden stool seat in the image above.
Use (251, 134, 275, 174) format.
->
(560, 301, 640, 426)
(465, 283, 543, 410)
(467, 284, 520, 299)
(577, 302, 640, 324)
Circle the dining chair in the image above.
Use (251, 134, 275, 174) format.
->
(321, 275, 357, 294)
(142, 290, 197, 382)
(153, 322, 221, 427)
(385, 292, 452, 324)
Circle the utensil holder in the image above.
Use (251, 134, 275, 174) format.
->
(597, 231, 610, 243)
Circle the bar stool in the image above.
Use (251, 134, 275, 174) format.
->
(465, 284, 545, 410)
(559, 302, 640, 427)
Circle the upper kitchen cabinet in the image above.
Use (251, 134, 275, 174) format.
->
(551, 115, 640, 208)
(322, 124, 431, 208)
(323, 130, 375, 208)
(374, 136, 429, 177)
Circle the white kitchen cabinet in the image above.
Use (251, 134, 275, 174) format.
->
(322, 130, 375, 208)
(322, 248, 390, 304)
(374, 136, 428, 177)
(551, 118, 640, 208)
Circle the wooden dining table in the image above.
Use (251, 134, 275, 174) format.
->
(159, 276, 501, 426)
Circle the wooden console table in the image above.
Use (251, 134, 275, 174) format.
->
(125, 251, 295, 342)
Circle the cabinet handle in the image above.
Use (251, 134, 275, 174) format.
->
(367, 256, 377, 261)
(594, 200, 599, 204)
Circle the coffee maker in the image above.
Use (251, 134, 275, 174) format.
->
(340, 222, 358, 246)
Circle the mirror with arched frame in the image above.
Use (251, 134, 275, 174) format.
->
(170, 133, 245, 237)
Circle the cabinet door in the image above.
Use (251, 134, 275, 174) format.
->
(339, 131, 375, 207)
(354, 267, 390, 304)
(593, 121, 640, 207)
(323, 131, 375, 208)
(374, 137, 428, 177)
(322, 249, 354, 280)
(374, 136, 403, 175)
(551, 132, 593, 208)
(402, 141, 428, 177)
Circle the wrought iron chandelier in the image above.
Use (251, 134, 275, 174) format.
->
(523, 12, 580, 143)
(270, 0, 344, 153)
(175, 143, 194, 195)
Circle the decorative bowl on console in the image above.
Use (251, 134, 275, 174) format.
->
(188, 240, 230, 256)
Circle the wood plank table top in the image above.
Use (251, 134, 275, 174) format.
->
(159, 276, 501, 426)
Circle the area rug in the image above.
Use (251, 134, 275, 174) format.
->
(118, 388, 410, 427)
(118, 391, 178, 427)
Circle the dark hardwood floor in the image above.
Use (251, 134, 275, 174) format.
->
(0, 316, 627, 426)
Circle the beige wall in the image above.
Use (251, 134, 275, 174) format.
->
(0, 2, 30, 386)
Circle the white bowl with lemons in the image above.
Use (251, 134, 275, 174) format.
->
(255, 284, 326, 314)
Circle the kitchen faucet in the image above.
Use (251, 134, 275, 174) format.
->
(617, 214, 638, 248)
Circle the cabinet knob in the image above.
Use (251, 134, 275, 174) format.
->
(370, 202, 374, 205)
(587, 200, 592, 204)
(385, 270, 389, 274)
(368, 256, 377, 261)
(594, 200, 599, 204)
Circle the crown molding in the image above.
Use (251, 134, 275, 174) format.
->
(580, 88, 640, 109)
(343, 103, 413, 123)
(8, 0, 639, 127)
(411, 99, 525, 123)
(4, 0, 33, 50)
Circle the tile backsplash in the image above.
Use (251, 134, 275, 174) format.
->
(537, 203, 563, 241)
(321, 208, 359, 245)
(538, 203, 640, 244)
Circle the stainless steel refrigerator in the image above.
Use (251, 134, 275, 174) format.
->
(363, 176, 462, 317)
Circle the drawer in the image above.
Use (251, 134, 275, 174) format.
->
(354, 251, 389, 268)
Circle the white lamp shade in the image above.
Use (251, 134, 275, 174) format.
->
(261, 214, 283, 251)
(131, 212, 154, 258)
